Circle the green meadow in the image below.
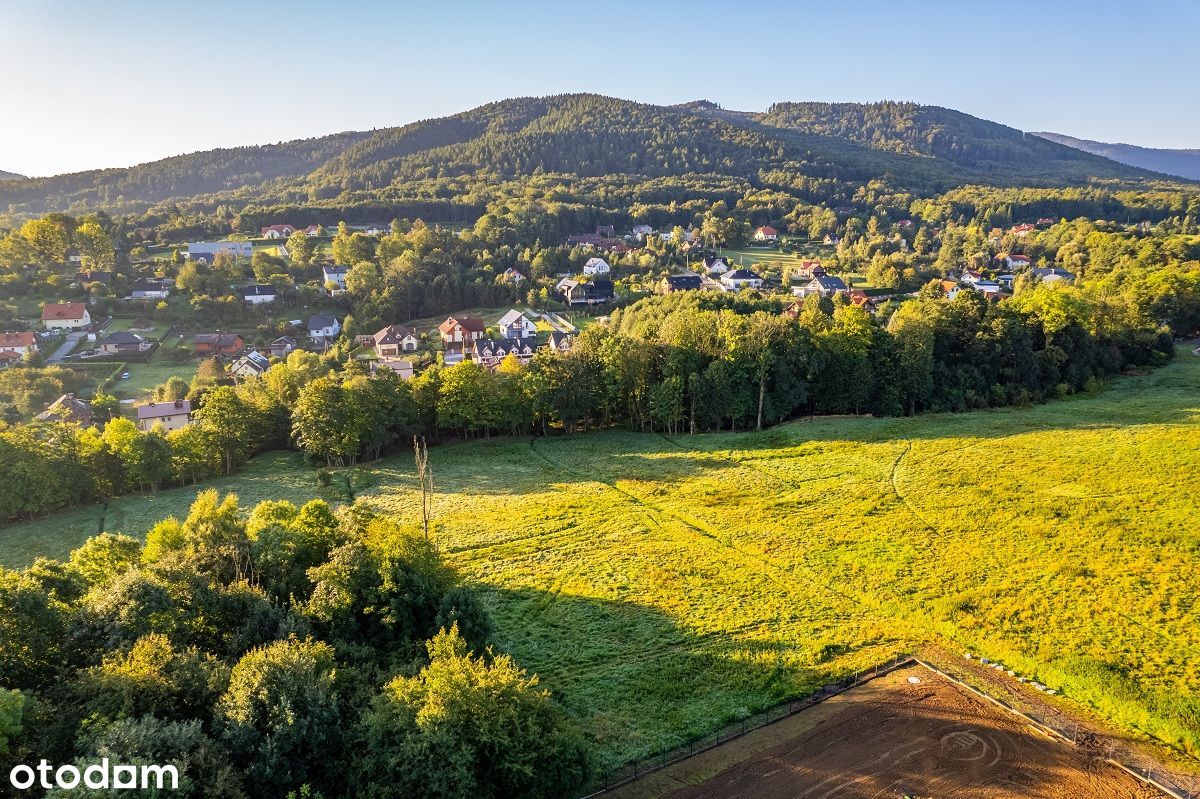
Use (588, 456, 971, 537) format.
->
(5, 354, 1200, 768)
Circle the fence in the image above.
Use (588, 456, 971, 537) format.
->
(576, 653, 914, 798)
(914, 658, 1200, 799)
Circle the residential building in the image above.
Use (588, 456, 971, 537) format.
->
(498, 310, 537, 339)
(720, 268, 764, 291)
(632, 224, 654, 237)
(583, 257, 610, 275)
(795, 275, 848, 298)
(1032, 267, 1076, 285)
(75, 270, 113, 286)
(559, 278, 614, 306)
(193, 333, 244, 354)
(322, 265, 349, 291)
(702, 255, 730, 275)
(129, 278, 172, 299)
(500, 268, 526, 284)
(261, 224, 298, 238)
(98, 331, 151, 355)
(270, 336, 297, 359)
(35, 393, 93, 426)
(136, 400, 192, 432)
(240, 285, 278, 305)
(187, 241, 252, 263)
(471, 338, 536, 368)
(545, 331, 573, 352)
(42, 302, 91, 330)
(753, 225, 778, 242)
(659, 273, 703, 293)
(0, 332, 38, 357)
(230, 350, 271, 379)
(438, 316, 487, 346)
(373, 325, 420, 356)
(374, 358, 415, 379)
(308, 314, 341, 341)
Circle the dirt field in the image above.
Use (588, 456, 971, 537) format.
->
(613, 665, 1160, 799)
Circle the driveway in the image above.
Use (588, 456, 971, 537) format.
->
(46, 331, 85, 363)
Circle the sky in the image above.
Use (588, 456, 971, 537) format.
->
(1, 0, 1198, 177)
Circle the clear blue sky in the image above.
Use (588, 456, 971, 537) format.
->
(2, 0, 1198, 177)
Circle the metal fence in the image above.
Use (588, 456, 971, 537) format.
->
(576, 653, 914, 798)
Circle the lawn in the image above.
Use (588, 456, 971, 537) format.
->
(110, 346, 199, 401)
(5, 355, 1200, 770)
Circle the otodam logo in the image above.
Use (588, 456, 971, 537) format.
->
(8, 759, 179, 791)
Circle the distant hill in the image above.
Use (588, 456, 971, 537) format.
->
(0, 170, 26, 181)
(1033, 132, 1200, 181)
(0, 95, 1174, 218)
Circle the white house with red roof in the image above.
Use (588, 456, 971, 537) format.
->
(41, 302, 91, 330)
(753, 225, 778, 242)
(0, 331, 38, 358)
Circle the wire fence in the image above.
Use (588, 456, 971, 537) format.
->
(576, 653, 914, 798)
(915, 658, 1200, 799)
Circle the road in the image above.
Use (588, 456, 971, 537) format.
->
(45, 331, 85, 363)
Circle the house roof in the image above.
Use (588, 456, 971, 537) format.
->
(664, 274, 702, 290)
(0, 332, 36, 348)
(77, 270, 113, 284)
(35, 393, 92, 424)
(439, 316, 486, 334)
(584, 257, 609, 269)
(194, 333, 242, 347)
(547, 331, 572, 348)
(233, 351, 271, 372)
(755, 226, 778, 235)
(0, 350, 22, 362)
(498, 309, 532, 327)
(1032, 267, 1075, 279)
(271, 335, 297, 347)
(472, 338, 534, 357)
(240, 284, 277, 298)
(811, 275, 848, 290)
(261, 224, 296, 234)
(724, 268, 763, 281)
(309, 314, 338, 329)
(42, 302, 87, 321)
(130, 278, 170, 292)
(103, 331, 146, 345)
(322, 265, 349, 276)
(137, 400, 191, 420)
(373, 325, 418, 345)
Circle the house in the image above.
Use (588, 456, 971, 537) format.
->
(566, 233, 603, 247)
(720, 268, 764, 291)
(42, 302, 91, 330)
(974, 280, 1001, 297)
(304, 225, 324, 237)
(362, 223, 388, 236)
(847, 290, 883, 312)
(583, 257, 611, 276)
(999, 253, 1031, 270)
(76, 270, 113, 286)
(98, 331, 151, 355)
(939, 279, 960, 294)
(498, 310, 537, 339)
(136, 400, 192, 432)
(961, 270, 984, 286)
(439, 316, 487, 346)
(1037, 217, 1057, 226)
(373, 325, 420, 356)
(260, 224, 298, 239)
(471, 338, 536, 368)
(632, 224, 654, 237)
(559, 277, 614, 306)
(781, 300, 802, 319)
(753, 225, 778, 242)
(595, 224, 615, 238)
(230, 350, 271, 379)
(1011, 223, 1037, 238)
(193, 333, 243, 354)
(545, 331, 573, 352)
(308, 314, 341, 341)
(0, 332, 38, 357)
(659, 273, 703, 293)
(322, 265, 349, 291)
(129, 278, 172, 300)
(0, 350, 23, 368)
(795, 275, 848, 298)
(1032, 267, 1076, 285)
(186, 241, 252, 263)
(797, 260, 825, 279)
(270, 336, 297, 358)
(240, 285, 278, 305)
(995, 273, 1015, 289)
(35, 393, 93, 426)
(500, 268, 526, 284)
(702, 255, 730, 275)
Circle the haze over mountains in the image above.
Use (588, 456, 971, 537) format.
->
(1032, 132, 1200, 181)
(0, 170, 26, 181)
(0, 94, 1182, 218)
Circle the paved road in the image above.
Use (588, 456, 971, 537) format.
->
(45, 332, 85, 363)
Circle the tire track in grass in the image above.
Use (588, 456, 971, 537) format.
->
(657, 432, 848, 491)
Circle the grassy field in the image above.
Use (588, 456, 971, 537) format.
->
(111, 347, 199, 401)
(5, 354, 1200, 770)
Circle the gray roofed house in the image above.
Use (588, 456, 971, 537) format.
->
(136, 399, 192, 432)
(229, 350, 271, 379)
(545, 331, 573, 352)
(1031, 267, 1076, 284)
(660, 273, 703, 293)
(270, 336, 297, 358)
(471, 337, 536, 367)
(240, 285, 278, 304)
(99, 330, 152, 355)
(308, 314, 341, 340)
(35, 393, 93, 426)
(796, 274, 848, 298)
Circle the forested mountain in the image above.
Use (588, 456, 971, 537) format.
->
(0, 94, 1175, 219)
(0, 170, 25, 181)
(1033, 132, 1200, 181)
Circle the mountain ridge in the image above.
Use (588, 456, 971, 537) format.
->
(1032, 131, 1200, 181)
(0, 94, 1182, 218)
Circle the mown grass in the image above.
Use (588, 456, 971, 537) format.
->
(5, 355, 1200, 769)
